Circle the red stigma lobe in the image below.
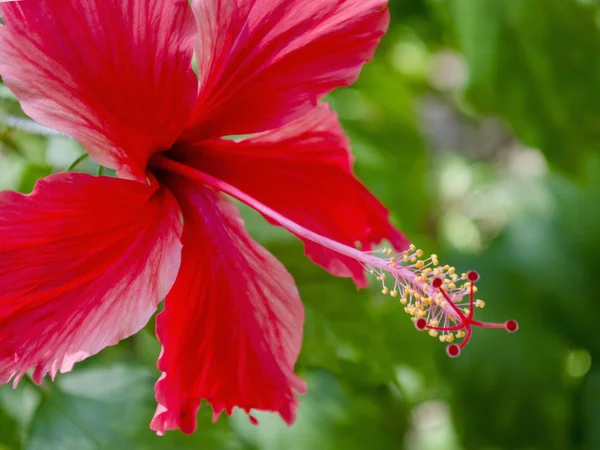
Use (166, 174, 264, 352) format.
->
(446, 344, 461, 358)
(415, 318, 428, 331)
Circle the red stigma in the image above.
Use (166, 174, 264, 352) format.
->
(505, 320, 519, 333)
(446, 344, 461, 358)
(426, 271, 517, 358)
(467, 271, 479, 282)
(415, 318, 427, 331)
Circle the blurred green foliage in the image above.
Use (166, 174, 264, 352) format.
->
(2, 0, 600, 449)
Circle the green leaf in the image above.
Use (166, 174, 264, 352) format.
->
(584, 372, 600, 449)
(452, 0, 600, 170)
(0, 382, 41, 450)
(0, 85, 15, 101)
(0, 407, 21, 450)
(231, 371, 408, 450)
(25, 365, 238, 450)
(17, 164, 52, 194)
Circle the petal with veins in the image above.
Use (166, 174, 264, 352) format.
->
(0, 0, 197, 180)
(0, 173, 183, 385)
(183, 0, 389, 139)
(151, 177, 305, 435)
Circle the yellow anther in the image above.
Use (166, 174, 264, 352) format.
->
(380, 273, 387, 281)
(446, 333, 455, 343)
(415, 276, 423, 283)
(449, 283, 456, 289)
(429, 319, 439, 327)
(430, 254, 439, 266)
(403, 254, 409, 262)
(416, 260, 425, 269)
(416, 249, 424, 257)
(461, 273, 468, 280)
(400, 297, 408, 305)
(449, 267, 456, 275)
(410, 256, 417, 263)
(390, 290, 398, 297)
(433, 268, 441, 276)
(428, 329, 439, 337)
(390, 257, 396, 263)
(473, 286, 479, 293)
(451, 274, 459, 281)
(475, 299, 486, 308)
(443, 265, 450, 271)
(441, 301, 449, 307)
(439, 335, 446, 343)
(422, 268, 432, 275)
(462, 308, 470, 314)
(409, 244, 416, 252)
(404, 307, 410, 314)
(382, 287, 389, 295)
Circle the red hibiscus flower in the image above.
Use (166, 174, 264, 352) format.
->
(0, 0, 518, 435)
(0, 0, 406, 435)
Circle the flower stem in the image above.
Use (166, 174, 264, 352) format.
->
(65, 153, 89, 171)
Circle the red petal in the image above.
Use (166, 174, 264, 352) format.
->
(182, 0, 389, 139)
(0, 174, 183, 385)
(0, 0, 197, 181)
(172, 104, 407, 287)
(151, 177, 305, 435)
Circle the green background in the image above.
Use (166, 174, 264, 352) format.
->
(1, 0, 599, 448)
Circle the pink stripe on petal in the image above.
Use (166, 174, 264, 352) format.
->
(151, 177, 305, 435)
(172, 104, 408, 287)
(0, 0, 197, 180)
(0, 174, 183, 385)
(182, 0, 389, 139)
